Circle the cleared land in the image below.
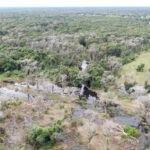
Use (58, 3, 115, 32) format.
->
(119, 50, 150, 86)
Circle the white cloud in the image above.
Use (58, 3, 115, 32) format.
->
(0, 0, 150, 7)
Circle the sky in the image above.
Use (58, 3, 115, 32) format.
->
(0, 0, 150, 7)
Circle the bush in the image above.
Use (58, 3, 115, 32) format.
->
(0, 55, 20, 73)
(16, 114, 24, 122)
(71, 119, 78, 127)
(29, 120, 63, 148)
(9, 99, 22, 106)
(71, 119, 83, 127)
(122, 53, 135, 64)
(124, 81, 136, 91)
(87, 64, 104, 88)
(136, 64, 145, 72)
(79, 36, 86, 47)
(144, 80, 150, 93)
(1, 99, 22, 110)
(56, 66, 80, 86)
(123, 125, 141, 138)
(106, 45, 122, 57)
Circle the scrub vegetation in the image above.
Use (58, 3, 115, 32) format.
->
(0, 7, 150, 150)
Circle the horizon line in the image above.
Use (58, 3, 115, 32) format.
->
(0, 6, 150, 8)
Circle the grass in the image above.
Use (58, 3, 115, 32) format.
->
(119, 51, 150, 86)
(123, 125, 141, 138)
(0, 143, 5, 150)
(1, 99, 22, 110)
(48, 93, 75, 102)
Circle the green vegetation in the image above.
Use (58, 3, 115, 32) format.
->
(0, 8, 150, 89)
(123, 125, 141, 138)
(71, 119, 84, 127)
(1, 99, 22, 110)
(16, 114, 24, 122)
(119, 52, 150, 86)
(104, 134, 110, 150)
(136, 64, 145, 72)
(0, 7, 150, 150)
(29, 120, 63, 149)
(145, 80, 150, 93)
(124, 81, 136, 91)
(87, 64, 104, 88)
(9, 99, 22, 106)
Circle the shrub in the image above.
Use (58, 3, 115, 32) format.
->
(122, 53, 135, 64)
(106, 45, 122, 57)
(79, 120, 84, 126)
(123, 125, 141, 138)
(16, 114, 24, 122)
(87, 64, 104, 88)
(144, 80, 150, 93)
(53, 66, 81, 87)
(59, 104, 64, 109)
(71, 119, 78, 127)
(79, 36, 86, 47)
(1, 101, 9, 110)
(136, 64, 145, 72)
(1, 99, 22, 110)
(29, 120, 63, 148)
(124, 81, 136, 91)
(9, 99, 22, 106)
(0, 55, 20, 73)
(71, 119, 83, 127)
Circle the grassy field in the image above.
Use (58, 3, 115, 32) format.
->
(119, 51, 150, 86)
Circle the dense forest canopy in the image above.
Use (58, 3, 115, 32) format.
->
(0, 7, 150, 89)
